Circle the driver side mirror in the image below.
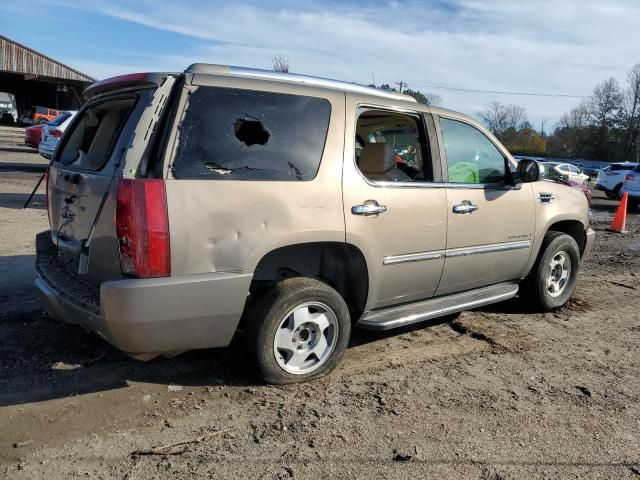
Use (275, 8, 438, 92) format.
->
(516, 159, 543, 183)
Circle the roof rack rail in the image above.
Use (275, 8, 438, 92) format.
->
(185, 63, 417, 103)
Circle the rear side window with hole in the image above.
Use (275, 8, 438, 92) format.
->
(172, 87, 331, 181)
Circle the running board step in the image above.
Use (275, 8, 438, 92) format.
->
(357, 282, 519, 331)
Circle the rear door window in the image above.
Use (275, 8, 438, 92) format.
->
(171, 87, 331, 181)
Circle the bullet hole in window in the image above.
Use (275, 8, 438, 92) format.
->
(234, 118, 270, 146)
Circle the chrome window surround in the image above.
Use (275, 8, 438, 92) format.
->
(383, 240, 532, 265)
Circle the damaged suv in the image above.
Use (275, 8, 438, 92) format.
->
(36, 64, 595, 384)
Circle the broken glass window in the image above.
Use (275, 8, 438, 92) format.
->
(172, 87, 331, 181)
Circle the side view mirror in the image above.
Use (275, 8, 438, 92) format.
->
(516, 159, 543, 183)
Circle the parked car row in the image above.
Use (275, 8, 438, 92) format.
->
(594, 162, 639, 200)
(514, 156, 640, 205)
(545, 162, 591, 184)
(24, 110, 77, 157)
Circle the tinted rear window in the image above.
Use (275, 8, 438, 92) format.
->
(633, 165, 640, 172)
(172, 87, 331, 181)
(610, 164, 632, 171)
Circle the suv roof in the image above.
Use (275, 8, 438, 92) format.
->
(185, 63, 418, 104)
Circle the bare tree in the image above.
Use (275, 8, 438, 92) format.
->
(587, 77, 623, 159)
(271, 54, 290, 73)
(504, 105, 527, 131)
(479, 101, 509, 134)
(424, 92, 443, 107)
(588, 78, 623, 128)
(479, 102, 527, 135)
(551, 104, 591, 158)
(621, 63, 640, 160)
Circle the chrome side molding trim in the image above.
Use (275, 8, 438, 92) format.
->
(383, 240, 531, 265)
(358, 282, 519, 330)
(383, 250, 446, 265)
(445, 240, 531, 258)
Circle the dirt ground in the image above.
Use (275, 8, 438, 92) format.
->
(1, 153, 639, 479)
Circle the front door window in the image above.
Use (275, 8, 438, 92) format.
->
(439, 118, 507, 184)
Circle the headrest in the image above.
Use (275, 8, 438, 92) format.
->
(359, 143, 395, 174)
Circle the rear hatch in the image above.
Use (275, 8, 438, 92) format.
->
(46, 73, 178, 287)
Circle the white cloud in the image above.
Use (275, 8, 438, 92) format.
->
(52, 0, 640, 127)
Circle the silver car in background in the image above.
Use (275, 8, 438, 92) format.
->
(39, 111, 77, 159)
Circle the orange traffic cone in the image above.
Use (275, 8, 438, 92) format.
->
(608, 192, 628, 233)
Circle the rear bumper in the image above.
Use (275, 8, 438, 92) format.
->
(582, 227, 596, 261)
(35, 234, 252, 356)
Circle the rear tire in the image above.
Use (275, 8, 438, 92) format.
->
(629, 198, 640, 211)
(245, 277, 351, 384)
(519, 232, 580, 311)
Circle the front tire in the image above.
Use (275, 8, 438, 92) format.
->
(520, 232, 580, 311)
(245, 277, 351, 384)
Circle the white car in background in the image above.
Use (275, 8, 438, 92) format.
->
(594, 162, 639, 199)
(621, 164, 640, 210)
(38, 111, 77, 159)
(546, 162, 590, 185)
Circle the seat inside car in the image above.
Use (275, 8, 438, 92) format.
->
(359, 143, 410, 182)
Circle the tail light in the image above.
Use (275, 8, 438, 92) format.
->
(50, 129, 63, 138)
(116, 179, 170, 278)
(44, 167, 51, 228)
(624, 174, 634, 182)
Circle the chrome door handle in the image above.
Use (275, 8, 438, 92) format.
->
(352, 200, 387, 216)
(452, 201, 478, 214)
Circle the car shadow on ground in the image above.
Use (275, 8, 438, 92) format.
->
(0, 306, 263, 407)
(0, 192, 45, 209)
(0, 306, 462, 407)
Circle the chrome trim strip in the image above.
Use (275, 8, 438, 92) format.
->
(383, 240, 531, 265)
(445, 240, 531, 258)
(383, 250, 445, 265)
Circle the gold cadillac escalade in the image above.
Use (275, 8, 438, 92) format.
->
(35, 64, 595, 384)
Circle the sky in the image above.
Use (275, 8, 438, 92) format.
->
(2, 0, 638, 130)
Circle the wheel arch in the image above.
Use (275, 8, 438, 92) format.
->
(245, 242, 369, 322)
(546, 219, 587, 255)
